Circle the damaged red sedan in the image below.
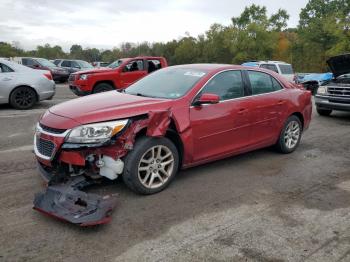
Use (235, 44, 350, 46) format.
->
(33, 64, 312, 225)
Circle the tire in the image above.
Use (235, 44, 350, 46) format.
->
(123, 137, 179, 195)
(276, 115, 302, 154)
(9, 86, 37, 110)
(93, 83, 114, 94)
(316, 107, 332, 116)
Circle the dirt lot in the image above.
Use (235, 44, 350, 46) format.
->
(0, 84, 349, 262)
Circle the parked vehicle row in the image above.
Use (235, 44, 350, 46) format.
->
(11, 57, 70, 83)
(0, 59, 55, 109)
(9, 57, 111, 84)
(241, 60, 295, 82)
(53, 59, 94, 73)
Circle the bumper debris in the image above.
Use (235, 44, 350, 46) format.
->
(33, 176, 117, 226)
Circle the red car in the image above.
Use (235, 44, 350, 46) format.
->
(33, 64, 312, 225)
(68, 56, 168, 95)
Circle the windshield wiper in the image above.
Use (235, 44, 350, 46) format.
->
(126, 92, 159, 98)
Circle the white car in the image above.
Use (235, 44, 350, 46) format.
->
(92, 61, 110, 68)
(0, 59, 55, 109)
(258, 61, 295, 82)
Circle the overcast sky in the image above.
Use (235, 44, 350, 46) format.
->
(0, 0, 308, 51)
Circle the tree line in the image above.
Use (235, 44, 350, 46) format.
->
(1, 0, 349, 72)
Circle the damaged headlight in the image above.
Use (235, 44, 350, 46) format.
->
(66, 119, 128, 143)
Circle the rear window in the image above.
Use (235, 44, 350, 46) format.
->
(279, 64, 294, 74)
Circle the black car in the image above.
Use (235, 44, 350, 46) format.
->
(55, 59, 93, 74)
(315, 54, 350, 116)
(20, 57, 70, 83)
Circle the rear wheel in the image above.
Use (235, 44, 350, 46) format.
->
(276, 115, 302, 154)
(316, 107, 332, 116)
(123, 137, 179, 195)
(93, 83, 114, 94)
(10, 86, 37, 109)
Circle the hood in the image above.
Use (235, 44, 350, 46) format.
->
(327, 54, 350, 78)
(47, 91, 173, 126)
(73, 68, 113, 75)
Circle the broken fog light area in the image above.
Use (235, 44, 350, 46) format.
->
(33, 176, 117, 226)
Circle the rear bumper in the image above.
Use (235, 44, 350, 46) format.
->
(315, 95, 350, 111)
(69, 85, 90, 96)
(38, 90, 56, 101)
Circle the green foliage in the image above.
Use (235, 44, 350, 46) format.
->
(1, 1, 350, 72)
(298, 0, 350, 71)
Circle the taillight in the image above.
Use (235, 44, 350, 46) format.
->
(44, 72, 53, 80)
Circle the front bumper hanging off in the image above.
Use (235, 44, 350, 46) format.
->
(33, 176, 118, 227)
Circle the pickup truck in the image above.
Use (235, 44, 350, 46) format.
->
(315, 54, 350, 116)
(68, 56, 168, 95)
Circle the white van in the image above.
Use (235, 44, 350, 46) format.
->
(258, 61, 295, 82)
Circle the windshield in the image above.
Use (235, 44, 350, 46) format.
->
(77, 60, 93, 68)
(108, 59, 126, 69)
(125, 67, 207, 99)
(36, 58, 56, 67)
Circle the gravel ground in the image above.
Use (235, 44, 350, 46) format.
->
(0, 84, 349, 262)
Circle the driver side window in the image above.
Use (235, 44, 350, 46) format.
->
(200, 70, 244, 101)
(123, 60, 144, 72)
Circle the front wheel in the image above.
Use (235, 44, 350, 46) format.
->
(123, 137, 179, 195)
(93, 83, 114, 94)
(276, 115, 302, 154)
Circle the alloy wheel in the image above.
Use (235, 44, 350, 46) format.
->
(14, 89, 35, 107)
(284, 121, 301, 149)
(138, 145, 175, 189)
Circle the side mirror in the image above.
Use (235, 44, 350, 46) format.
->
(34, 64, 40, 68)
(194, 93, 220, 106)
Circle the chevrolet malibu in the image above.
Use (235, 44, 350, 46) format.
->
(35, 64, 312, 195)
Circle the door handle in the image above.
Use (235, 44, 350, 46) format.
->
(277, 100, 285, 105)
(2, 77, 12, 81)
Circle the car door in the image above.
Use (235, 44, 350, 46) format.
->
(0, 63, 16, 103)
(190, 70, 252, 162)
(119, 59, 147, 87)
(244, 70, 287, 146)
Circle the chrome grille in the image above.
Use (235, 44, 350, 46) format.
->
(327, 86, 350, 97)
(36, 138, 55, 158)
